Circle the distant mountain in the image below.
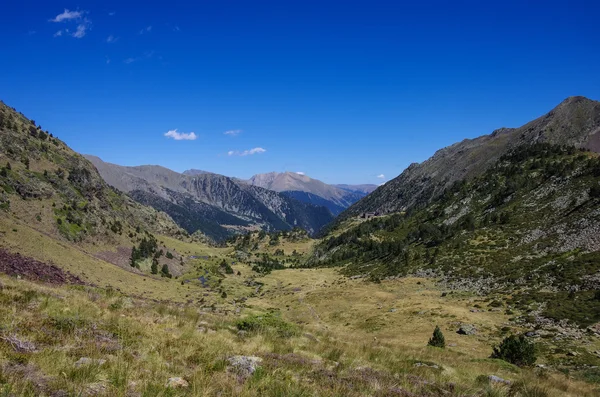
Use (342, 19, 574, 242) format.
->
(86, 157, 334, 241)
(182, 169, 214, 176)
(336, 96, 600, 222)
(333, 184, 378, 195)
(244, 171, 368, 215)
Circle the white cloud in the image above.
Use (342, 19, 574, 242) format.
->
(72, 23, 88, 38)
(377, 174, 385, 179)
(224, 129, 242, 136)
(164, 129, 197, 141)
(50, 9, 83, 22)
(296, 172, 305, 175)
(106, 35, 118, 43)
(123, 51, 154, 64)
(139, 26, 152, 34)
(228, 147, 266, 156)
(50, 9, 90, 39)
(108, 12, 116, 16)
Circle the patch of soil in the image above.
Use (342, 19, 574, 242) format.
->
(95, 246, 131, 269)
(0, 248, 85, 285)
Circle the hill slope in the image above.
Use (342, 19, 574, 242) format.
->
(337, 96, 600, 222)
(308, 143, 600, 328)
(0, 101, 184, 244)
(85, 156, 334, 240)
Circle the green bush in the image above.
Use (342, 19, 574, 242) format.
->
(236, 312, 298, 338)
(428, 325, 446, 348)
(491, 335, 536, 367)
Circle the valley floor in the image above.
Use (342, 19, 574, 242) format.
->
(0, 217, 599, 396)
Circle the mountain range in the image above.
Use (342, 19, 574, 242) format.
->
(83, 156, 336, 241)
(243, 171, 375, 215)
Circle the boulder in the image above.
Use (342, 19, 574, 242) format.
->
(488, 375, 511, 385)
(457, 324, 477, 335)
(166, 377, 189, 388)
(227, 355, 263, 378)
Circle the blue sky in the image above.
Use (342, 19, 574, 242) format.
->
(1, 1, 599, 185)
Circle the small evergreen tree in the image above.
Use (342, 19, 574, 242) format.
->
(129, 246, 138, 268)
(491, 335, 536, 367)
(220, 259, 234, 274)
(151, 258, 158, 274)
(166, 251, 174, 259)
(161, 264, 172, 278)
(428, 325, 446, 348)
(221, 291, 228, 299)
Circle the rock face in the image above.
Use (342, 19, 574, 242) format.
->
(336, 96, 600, 222)
(85, 156, 334, 241)
(227, 355, 263, 379)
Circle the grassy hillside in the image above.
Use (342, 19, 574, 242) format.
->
(307, 144, 600, 328)
(0, 101, 185, 245)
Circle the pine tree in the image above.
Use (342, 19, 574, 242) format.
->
(428, 326, 446, 348)
(151, 258, 158, 274)
(129, 246, 138, 268)
(491, 335, 536, 367)
(161, 264, 172, 278)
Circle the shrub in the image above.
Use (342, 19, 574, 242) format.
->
(236, 312, 298, 338)
(428, 325, 446, 348)
(491, 335, 536, 367)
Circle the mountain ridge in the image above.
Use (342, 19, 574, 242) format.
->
(335, 96, 600, 224)
(84, 156, 334, 240)
(244, 171, 370, 215)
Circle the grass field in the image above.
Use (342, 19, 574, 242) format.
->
(1, 216, 599, 395)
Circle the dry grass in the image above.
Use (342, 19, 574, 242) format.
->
(0, 219, 598, 395)
(0, 270, 597, 396)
